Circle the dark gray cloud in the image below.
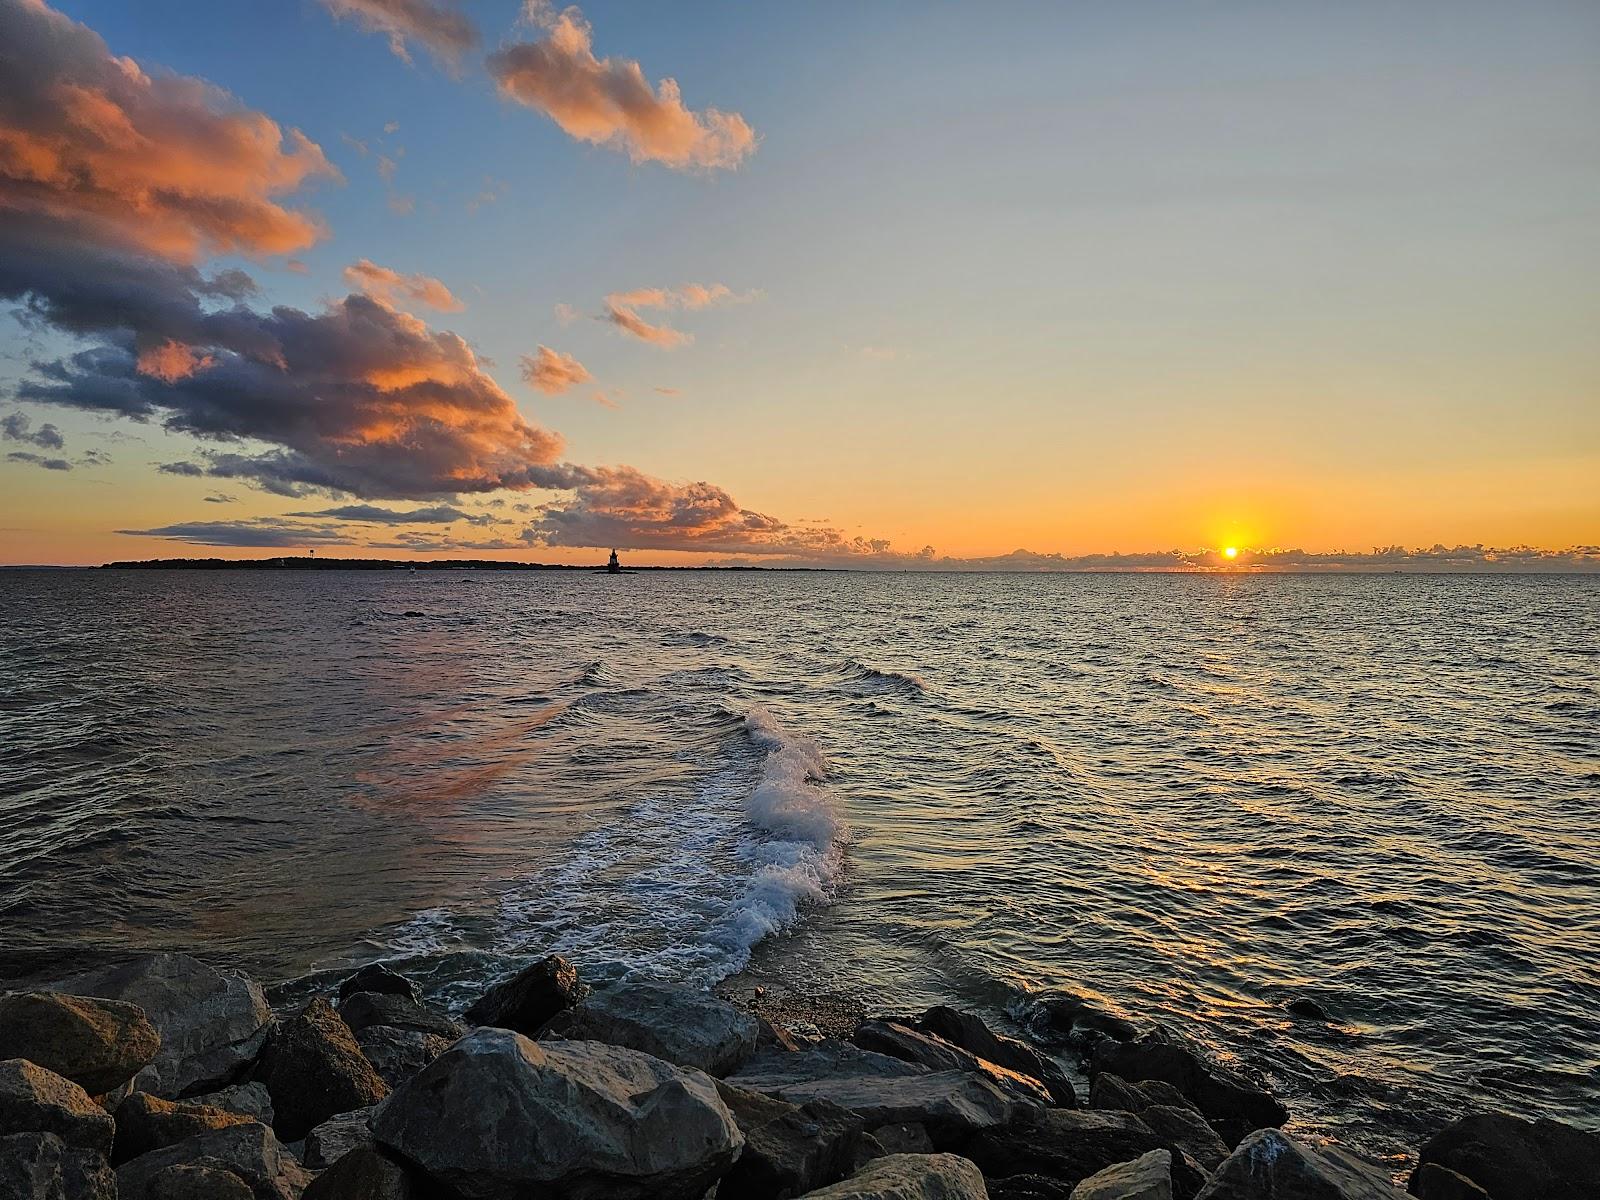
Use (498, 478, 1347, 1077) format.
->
(116, 519, 357, 548)
(287, 503, 478, 525)
(203, 492, 238, 504)
(1, 411, 64, 450)
(6, 450, 72, 471)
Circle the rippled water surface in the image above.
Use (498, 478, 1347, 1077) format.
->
(2, 569, 1597, 1159)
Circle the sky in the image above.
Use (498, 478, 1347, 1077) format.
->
(1, 0, 1597, 569)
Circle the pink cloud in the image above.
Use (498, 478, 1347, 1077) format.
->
(601, 282, 747, 347)
(317, 0, 479, 73)
(519, 345, 593, 395)
(343, 258, 464, 312)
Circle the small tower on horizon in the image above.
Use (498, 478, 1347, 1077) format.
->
(606, 548, 621, 574)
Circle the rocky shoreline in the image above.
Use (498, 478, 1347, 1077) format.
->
(1, 951, 1593, 1199)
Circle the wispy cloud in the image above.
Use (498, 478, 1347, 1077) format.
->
(343, 259, 464, 312)
(519, 345, 593, 395)
(118, 518, 356, 548)
(2, 412, 65, 450)
(317, 0, 479, 73)
(6, 451, 72, 471)
(602, 283, 749, 347)
(488, 2, 757, 171)
(287, 503, 483, 525)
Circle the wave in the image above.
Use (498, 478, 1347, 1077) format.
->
(840, 659, 927, 696)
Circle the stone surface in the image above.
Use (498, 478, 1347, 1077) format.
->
(716, 1081, 864, 1199)
(337, 965, 420, 1006)
(302, 1145, 419, 1200)
(917, 1007, 1079, 1108)
(1409, 1164, 1490, 1200)
(0, 1058, 114, 1155)
(462, 954, 584, 1037)
(371, 1026, 743, 1200)
(542, 981, 760, 1076)
(798, 1152, 991, 1199)
(990, 1175, 1073, 1200)
(338, 992, 464, 1041)
(0, 1132, 116, 1200)
(112, 1090, 251, 1163)
(1409, 1112, 1600, 1200)
(854, 1020, 1055, 1107)
(116, 1122, 312, 1200)
(261, 998, 388, 1142)
(146, 1163, 255, 1200)
(739, 1067, 1026, 1145)
(1138, 1105, 1229, 1172)
(873, 1123, 936, 1154)
(1069, 1149, 1173, 1200)
(952, 1108, 1168, 1194)
(0, 991, 161, 1095)
(1035, 995, 1139, 1044)
(1091, 1040, 1286, 1146)
(730, 1040, 931, 1092)
(354, 1025, 450, 1089)
(303, 1106, 376, 1170)
(56, 953, 272, 1097)
(1196, 1129, 1405, 1199)
(188, 1081, 274, 1124)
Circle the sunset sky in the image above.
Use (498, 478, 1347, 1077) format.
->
(2, 0, 1597, 568)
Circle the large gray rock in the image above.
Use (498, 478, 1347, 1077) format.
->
(1088, 1073, 1227, 1171)
(116, 1122, 312, 1200)
(543, 981, 760, 1076)
(799, 1152, 991, 1199)
(1091, 1040, 1286, 1147)
(145, 1162, 255, 1200)
(337, 965, 419, 1006)
(730, 1040, 931, 1092)
(0, 991, 161, 1095)
(952, 1109, 1169, 1193)
(1409, 1164, 1490, 1200)
(735, 1067, 1026, 1145)
(303, 1106, 376, 1170)
(463, 954, 584, 1037)
(716, 1081, 864, 1199)
(56, 953, 271, 1097)
(371, 1027, 743, 1200)
(0, 1132, 115, 1200)
(112, 1090, 251, 1163)
(338, 992, 464, 1041)
(188, 1081, 274, 1124)
(854, 1020, 1055, 1107)
(355, 1025, 450, 1089)
(1196, 1130, 1405, 1199)
(1070, 1150, 1172, 1200)
(261, 998, 388, 1142)
(917, 1007, 1078, 1107)
(302, 1145, 420, 1199)
(0, 1058, 114, 1155)
(1409, 1112, 1600, 1200)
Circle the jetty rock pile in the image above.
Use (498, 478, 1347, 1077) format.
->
(2, 951, 1596, 1199)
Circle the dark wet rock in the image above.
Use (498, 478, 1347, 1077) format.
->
(462, 954, 584, 1037)
(146, 1163, 256, 1200)
(261, 998, 388, 1142)
(542, 981, 759, 1076)
(799, 1152, 991, 1199)
(303, 1106, 375, 1170)
(189, 1081, 274, 1124)
(990, 1175, 1074, 1200)
(870, 1122, 936, 1154)
(1285, 999, 1332, 1022)
(1409, 1164, 1491, 1200)
(917, 1006, 1079, 1107)
(714, 1081, 863, 1199)
(354, 1025, 450, 1089)
(112, 1090, 251, 1163)
(337, 965, 419, 1006)
(730, 1039, 931, 1091)
(1408, 1112, 1600, 1200)
(853, 1019, 1055, 1107)
(1090, 1073, 1198, 1115)
(952, 1108, 1167, 1193)
(1070, 1148, 1173, 1200)
(0, 1058, 114, 1155)
(0, 1131, 115, 1200)
(1138, 1105, 1230, 1172)
(302, 1145, 421, 1200)
(1035, 994, 1139, 1044)
(1091, 1039, 1286, 1147)
(1196, 1129, 1404, 1198)
(116, 1122, 312, 1200)
(55, 953, 272, 1097)
(371, 1026, 743, 1200)
(734, 1066, 1027, 1146)
(338, 992, 464, 1041)
(0, 991, 162, 1095)
(759, 1015, 805, 1053)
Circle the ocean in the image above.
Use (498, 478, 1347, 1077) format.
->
(1, 567, 1596, 1162)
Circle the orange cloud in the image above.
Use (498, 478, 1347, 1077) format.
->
(0, 0, 335, 264)
(488, 2, 757, 171)
(520, 345, 593, 395)
(317, 0, 479, 72)
(135, 339, 214, 382)
(343, 258, 464, 312)
(601, 282, 746, 347)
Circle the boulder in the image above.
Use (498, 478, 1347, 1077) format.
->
(261, 998, 388, 1142)
(337, 965, 420, 1006)
(730, 1040, 931, 1091)
(798, 1152, 990, 1199)
(990, 1175, 1073, 1200)
(873, 1124, 936, 1154)
(1285, 999, 1331, 1022)
(853, 1020, 1055, 1107)
(1035, 995, 1138, 1044)
(1409, 1112, 1600, 1200)
(0, 1058, 114, 1155)
(302, 1145, 420, 1199)
(916, 1007, 1078, 1107)
(371, 1026, 743, 1200)
(1409, 1164, 1490, 1200)
(188, 1081, 274, 1124)
(715, 1081, 864, 1199)
(1090, 1040, 1286, 1146)
(735, 1068, 1026, 1145)
(116, 1123, 312, 1200)
(1196, 1129, 1405, 1199)
(112, 1090, 251, 1163)
(1137, 1106, 1229, 1172)
(303, 1106, 376, 1170)
(338, 992, 464, 1041)
(1069, 1150, 1172, 1200)
(462, 954, 584, 1037)
(951, 1108, 1168, 1193)
(0, 991, 161, 1095)
(0, 1131, 115, 1200)
(354, 1026, 450, 1089)
(56, 953, 271, 1097)
(542, 981, 760, 1076)
(145, 1163, 255, 1200)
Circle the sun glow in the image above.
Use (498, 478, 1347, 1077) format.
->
(1224, 546, 1239, 559)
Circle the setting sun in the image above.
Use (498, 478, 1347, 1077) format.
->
(1225, 546, 1239, 559)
